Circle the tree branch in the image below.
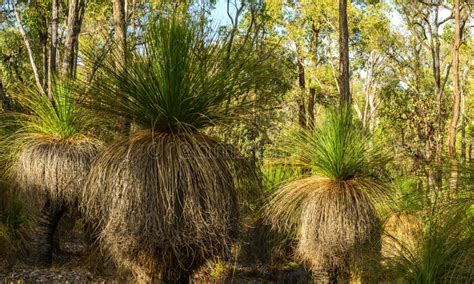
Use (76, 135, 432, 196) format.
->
(11, 1, 45, 93)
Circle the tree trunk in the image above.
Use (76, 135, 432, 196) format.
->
(29, 201, 65, 266)
(308, 25, 319, 130)
(130, 0, 137, 49)
(469, 121, 473, 161)
(112, 0, 131, 135)
(338, 0, 351, 105)
(48, 0, 58, 97)
(448, 0, 461, 159)
(62, 0, 86, 77)
(12, 3, 44, 93)
(448, 0, 462, 191)
(112, 0, 127, 65)
(460, 88, 466, 161)
(40, 26, 48, 91)
(0, 81, 10, 111)
(296, 51, 306, 129)
(308, 88, 315, 129)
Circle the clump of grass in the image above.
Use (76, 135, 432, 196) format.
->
(80, 15, 268, 282)
(265, 107, 390, 279)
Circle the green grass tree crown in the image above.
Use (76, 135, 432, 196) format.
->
(280, 107, 391, 181)
(86, 16, 271, 133)
(2, 80, 96, 142)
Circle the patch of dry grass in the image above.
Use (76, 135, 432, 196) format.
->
(381, 213, 422, 260)
(13, 137, 99, 207)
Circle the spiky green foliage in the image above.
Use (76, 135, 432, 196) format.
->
(4, 81, 97, 141)
(85, 16, 264, 132)
(280, 108, 389, 180)
(262, 164, 299, 194)
(266, 108, 390, 275)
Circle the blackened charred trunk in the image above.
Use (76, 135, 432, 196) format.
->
(161, 267, 190, 284)
(135, 266, 191, 283)
(315, 268, 338, 283)
(29, 201, 65, 266)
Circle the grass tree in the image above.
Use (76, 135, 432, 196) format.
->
(383, 201, 474, 282)
(1, 81, 100, 265)
(266, 108, 390, 282)
(80, 16, 266, 282)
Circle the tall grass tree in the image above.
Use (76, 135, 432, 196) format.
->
(265, 108, 390, 281)
(80, 16, 270, 282)
(0, 80, 101, 265)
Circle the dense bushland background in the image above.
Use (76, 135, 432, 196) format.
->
(0, 0, 473, 282)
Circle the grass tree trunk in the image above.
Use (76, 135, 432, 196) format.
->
(161, 266, 191, 283)
(29, 201, 65, 266)
(135, 268, 190, 284)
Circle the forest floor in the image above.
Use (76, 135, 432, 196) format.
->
(0, 216, 311, 283)
(0, 264, 311, 283)
(0, 258, 310, 283)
